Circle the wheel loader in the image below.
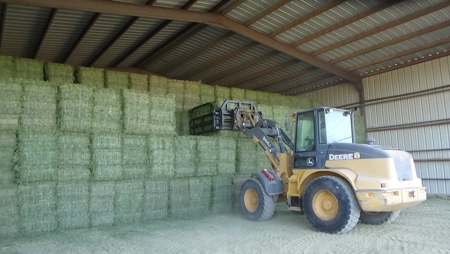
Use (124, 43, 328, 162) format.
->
(189, 100, 427, 234)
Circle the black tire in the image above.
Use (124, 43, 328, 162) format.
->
(239, 178, 275, 221)
(302, 176, 360, 234)
(359, 210, 400, 225)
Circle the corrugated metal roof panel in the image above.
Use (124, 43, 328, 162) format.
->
(92, 17, 162, 67)
(112, 0, 149, 4)
(225, 0, 274, 24)
(66, 14, 131, 66)
(36, 9, 94, 63)
(0, 4, 51, 58)
(153, 0, 186, 9)
(119, 20, 190, 67)
(260, 69, 329, 92)
(190, 0, 222, 12)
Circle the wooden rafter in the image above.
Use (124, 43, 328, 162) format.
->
(312, 1, 450, 56)
(34, 8, 57, 59)
(249, 66, 317, 90)
(273, 74, 335, 93)
(330, 19, 450, 64)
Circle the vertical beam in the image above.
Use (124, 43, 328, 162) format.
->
(34, 8, 57, 59)
(63, 13, 100, 63)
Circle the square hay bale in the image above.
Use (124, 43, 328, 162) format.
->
(15, 58, 44, 81)
(268, 93, 283, 106)
(236, 139, 258, 174)
(149, 110, 176, 136)
(199, 83, 214, 104)
(175, 111, 190, 136)
(57, 166, 90, 182)
(92, 133, 122, 149)
(123, 165, 147, 180)
(0, 165, 15, 185)
(90, 182, 115, 227)
(257, 91, 270, 105)
(129, 73, 148, 91)
(196, 136, 218, 176)
(114, 181, 144, 224)
(149, 75, 168, 94)
(311, 99, 322, 107)
(0, 185, 19, 238)
(169, 178, 190, 219)
(58, 84, 93, 132)
(214, 85, 231, 101)
(44, 62, 74, 83)
(105, 70, 129, 90)
(230, 87, 246, 101)
(56, 182, 89, 230)
(91, 212, 115, 227)
(57, 132, 91, 166)
(75, 67, 104, 88)
(257, 104, 274, 120)
(0, 82, 22, 130)
(149, 93, 175, 111)
(188, 177, 212, 217)
(15, 131, 57, 183)
(19, 183, 57, 235)
(211, 175, 233, 214)
(122, 135, 148, 178)
(174, 136, 197, 177)
(292, 96, 313, 110)
(92, 88, 122, 133)
(92, 154, 122, 181)
(122, 89, 151, 135)
(143, 180, 169, 221)
(245, 89, 258, 103)
(0, 56, 16, 80)
(217, 138, 236, 175)
(21, 81, 57, 130)
(167, 79, 185, 111)
(272, 105, 292, 129)
(183, 81, 201, 111)
(0, 131, 16, 169)
(148, 136, 174, 179)
(232, 174, 250, 210)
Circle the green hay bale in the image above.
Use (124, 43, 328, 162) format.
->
(0, 185, 20, 238)
(148, 136, 174, 179)
(92, 133, 121, 149)
(188, 177, 212, 217)
(230, 87, 246, 101)
(58, 84, 93, 132)
(21, 82, 57, 130)
(129, 73, 148, 91)
(57, 132, 90, 166)
(256, 104, 274, 120)
(279, 95, 293, 107)
(149, 109, 176, 136)
(57, 166, 90, 182)
(199, 83, 215, 104)
(214, 85, 231, 100)
(149, 93, 175, 111)
(114, 181, 144, 224)
(0, 56, 16, 80)
(19, 183, 57, 235)
(0, 83, 22, 127)
(175, 111, 190, 136)
(167, 79, 185, 111)
(174, 136, 197, 177)
(212, 175, 233, 214)
(15, 58, 44, 81)
(143, 180, 169, 221)
(169, 178, 190, 219)
(90, 182, 115, 213)
(245, 89, 258, 103)
(0, 130, 17, 148)
(311, 99, 322, 107)
(292, 97, 313, 110)
(92, 88, 122, 133)
(0, 166, 15, 185)
(217, 138, 236, 175)
(183, 81, 201, 111)
(105, 70, 129, 90)
(122, 135, 148, 179)
(75, 67, 104, 88)
(257, 91, 270, 105)
(44, 62, 74, 83)
(149, 75, 167, 94)
(355, 115, 366, 144)
(123, 165, 147, 180)
(268, 93, 284, 106)
(0, 114, 19, 130)
(273, 105, 292, 128)
(122, 89, 151, 135)
(236, 139, 259, 174)
(91, 134, 122, 181)
(56, 182, 89, 230)
(91, 212, 115, 227)
(232, 174, 250, 210)
(196, 137, 218, 176)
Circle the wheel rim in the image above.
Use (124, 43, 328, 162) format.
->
(244, 188, 258, 213)
(312, 190, 339, 221)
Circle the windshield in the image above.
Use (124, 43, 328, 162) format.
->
(319, 109, 352, 144)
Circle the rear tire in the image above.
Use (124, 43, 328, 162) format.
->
(239, 178, 275, 221)
(302, 176, 360, 234)
(359, 210, 400, 225)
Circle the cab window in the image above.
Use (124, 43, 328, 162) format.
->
(295, 111, 315, 152)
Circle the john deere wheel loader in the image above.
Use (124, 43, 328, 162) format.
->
(189, 100, 427, 234)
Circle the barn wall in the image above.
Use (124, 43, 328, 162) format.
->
(363, 56, 450, 194)
(298, 82, 360, 108)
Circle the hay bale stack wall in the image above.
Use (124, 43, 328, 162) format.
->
(0, 56, 367, 238)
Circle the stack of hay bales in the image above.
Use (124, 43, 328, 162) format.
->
(58, 84, 93, 132)
(129, 73, 148, 91)
(143, 180, 169, 220)
(245, 89, 258, 104)
(174, 136, 197, 177)
(92, 88, 122, 133)
(211, 175, 233, 214)
(167, 79, 184, 111)
(14, 131, 57, 183)
(0, 56, 16, 81)
(122, 89, 151, 135)
(122, 135, 148, 180)
(114, 181, 144, 224)
(230, 87, 246, 101)
(56, 182, 89, 230)
(149, 93, 176, 135)
(183, 81, 201, 111)
(44, 63, 74, 83)
(19, 183, 57, 235)
(15, 58, 44, 81)
(75, 67, 104, 88)
(148, 136, 174, 178)
(91, 134, 122, 181)
(169, 178, 190, 218)
(199, 83, 215, 104)
(196, 136, 218, 176)
(90, 182, 115, 227)
(149, 75, 167, 94)
(21, 81, 57, 130)
(0, 131, 16, 185)
(105, 70, 129, 90)
(217, 137, 236, 175)
(57, 133, 91, 182)
(214, 85, 231, 108)
(236, 139, 259, 174)
(188, 177, 212, 217)
(232, 174, 250, 210)
(0, 185, 19, 238)
(0, 81, 21, 130)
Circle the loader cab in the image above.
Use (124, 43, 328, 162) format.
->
(293, 107, 355, 169)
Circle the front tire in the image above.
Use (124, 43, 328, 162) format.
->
(302, 176, 360, 234)
(239, 178, 275, 221)
(359, 210, 400, 225)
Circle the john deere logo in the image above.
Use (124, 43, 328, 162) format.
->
(354, 152, 360, 159)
